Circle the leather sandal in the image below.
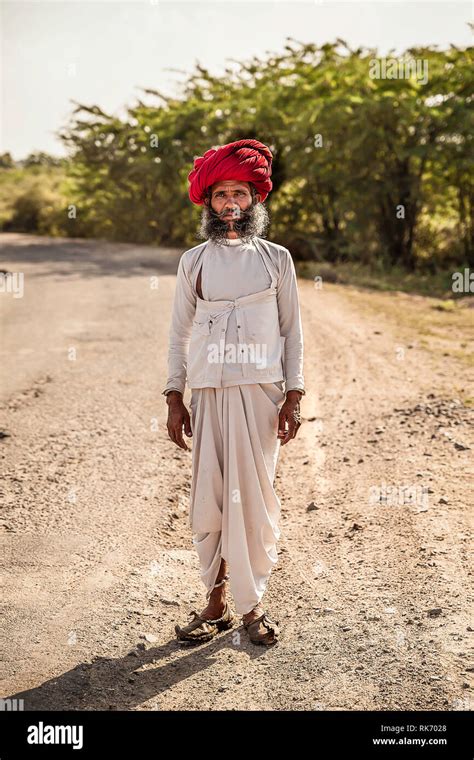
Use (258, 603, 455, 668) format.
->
(242, 611, 280, 646)
(175, 575, 235, 645)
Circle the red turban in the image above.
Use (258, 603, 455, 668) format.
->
(188, 138, 273, 205)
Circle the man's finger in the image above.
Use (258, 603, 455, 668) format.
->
(174, 425, 189, 451)
(277, 411, 287, 438)
(280, 421, 296, 446)
(278, 412, 292, 445)
(183, 412, 192, 438)
(168, 421, 189, 451)
(278, 409, 302, 445)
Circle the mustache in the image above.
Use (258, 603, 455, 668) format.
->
(210, 206, 252, 219)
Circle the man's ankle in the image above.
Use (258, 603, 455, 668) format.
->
(242, 604, 263, 621)
(209, 587, 226, 601)
(202, 600, 226, 619)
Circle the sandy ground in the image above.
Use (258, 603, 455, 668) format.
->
(0, 232, 473, 711)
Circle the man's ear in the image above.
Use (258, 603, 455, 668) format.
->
(254, 193, 261, 204)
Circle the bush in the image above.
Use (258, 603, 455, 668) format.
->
(3, 183, 65, 234)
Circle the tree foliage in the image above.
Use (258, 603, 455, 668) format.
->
(4, 38, 473, 270)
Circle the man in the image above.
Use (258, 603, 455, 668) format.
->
(162, 138, 305, 646)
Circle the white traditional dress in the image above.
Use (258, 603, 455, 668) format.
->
(188, 237, 288, 615)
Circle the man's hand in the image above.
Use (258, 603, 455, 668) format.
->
(166, 392, 192, 451)
(277, 390, 302, 446)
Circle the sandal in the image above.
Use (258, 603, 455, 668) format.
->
(175, 575, 235, 645)
(242, 611, 280, 646)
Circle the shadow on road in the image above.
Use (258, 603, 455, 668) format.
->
(7, 628, 267, 710)
(0, 233, 185, 280)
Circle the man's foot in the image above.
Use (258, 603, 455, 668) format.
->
(175, 601, 234, 644)
(175, 574, 233, 645)
(242, 603, 280, 646)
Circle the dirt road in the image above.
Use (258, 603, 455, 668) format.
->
(1, 233, 472, 711)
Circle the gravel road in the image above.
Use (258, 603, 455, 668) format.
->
(0, 232, 472, 711)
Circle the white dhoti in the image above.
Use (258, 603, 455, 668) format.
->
(189, 381, 286, 615)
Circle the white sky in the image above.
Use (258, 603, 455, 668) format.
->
(1, 1, 472, 160)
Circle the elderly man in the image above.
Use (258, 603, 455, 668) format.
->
(162, 139, 305, 646)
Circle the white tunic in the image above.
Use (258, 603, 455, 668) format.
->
(162, 235, 305, 395)
(201, 237, 272, 386)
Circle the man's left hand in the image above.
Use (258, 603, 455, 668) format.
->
(278, 390, 302, 445)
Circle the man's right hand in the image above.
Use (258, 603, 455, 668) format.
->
(166, 392, 192, 451)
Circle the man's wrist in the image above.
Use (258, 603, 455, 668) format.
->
(165, 390, 183, 404)
(286, 389, 304, 400)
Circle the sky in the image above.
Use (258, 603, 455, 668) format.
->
(1, 0, 472, 160)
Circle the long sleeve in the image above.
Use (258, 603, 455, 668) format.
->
(161, 253, 196, 396)
(276, 247, 305, 393)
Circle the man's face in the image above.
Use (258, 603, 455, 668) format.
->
(198, 178, 269, 244)
(206, 181, 261, 224)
